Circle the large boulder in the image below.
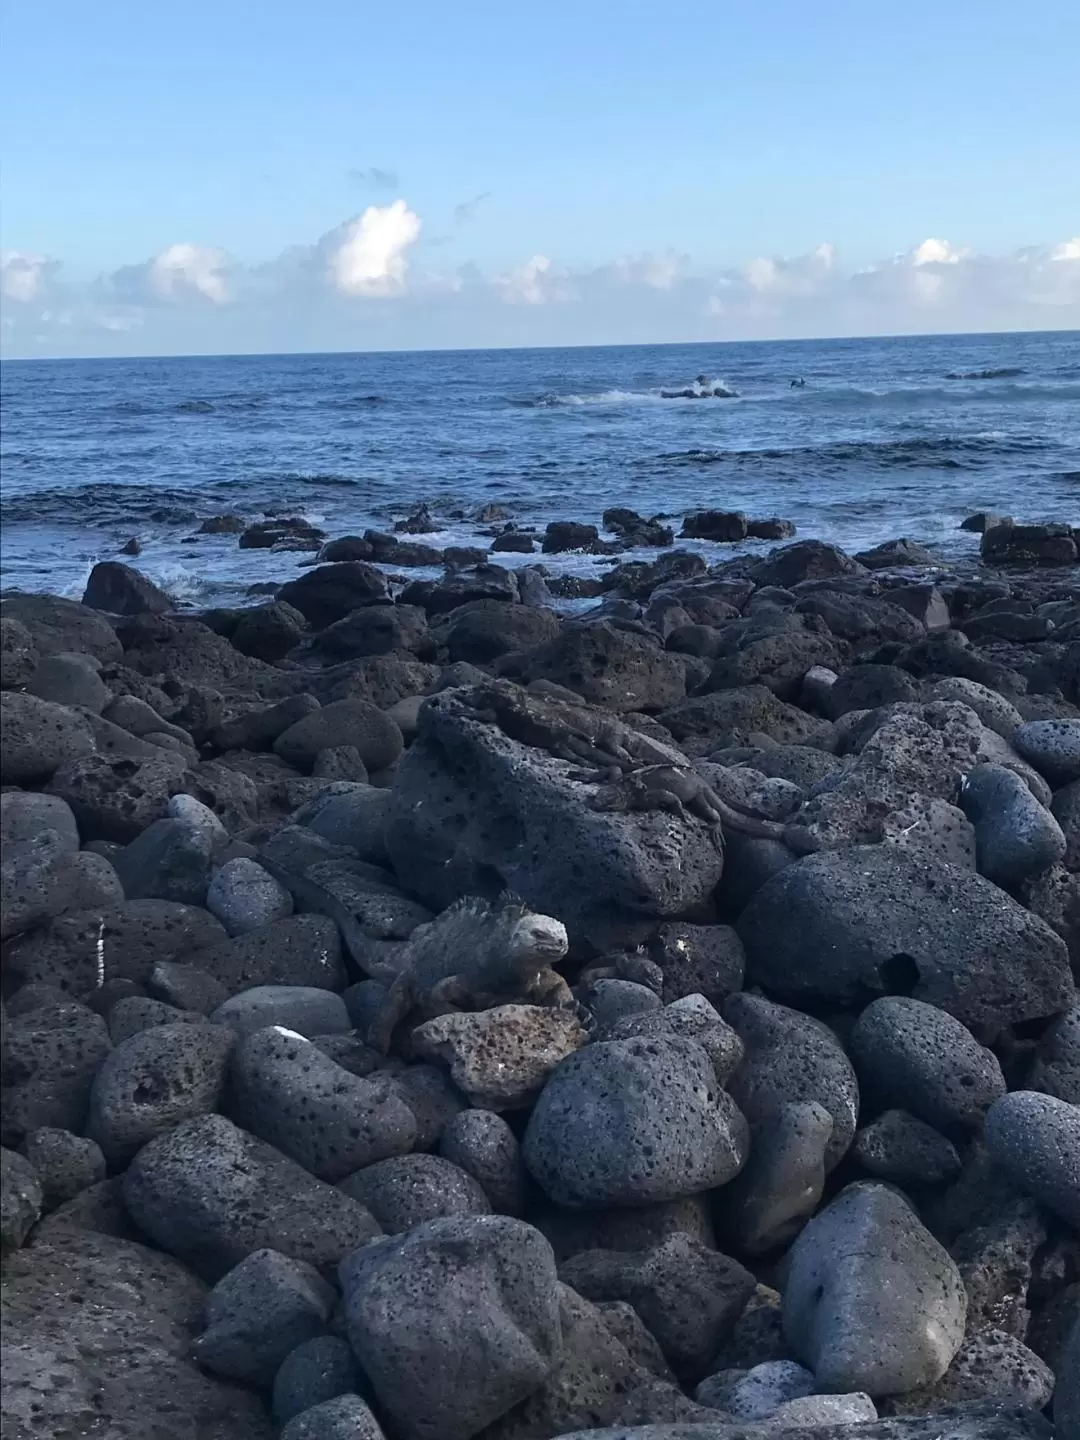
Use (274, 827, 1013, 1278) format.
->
(123, 1113, 383, 1281)
(276, 562, 391, 629)
(47, 752, 190, 842)
(0, 615, 38, 688)
(516, 622, 686, 713)
(1, 1229, 274, 1439)
(0, 692, 95, 785)
(1, 1000, 112, 1143)
(782, 1183, 967, 1396)
(339, 1214, 562, 1440)
(748, 540, 865, 589)
(441, 601, 561, 664)
(26, 653, 112, 712)
(981, 522, 1077, 567)
(385, 687, 725, 943)
(83, 561, 173, 615)
(0, 592, 122, 663)
(523, 1036, 748, 1208)
(984, 1091, 1080, 1228)
(274, 699, 403, 773)
(659, 685, 829, 750)
(737, 845, 1074, 1029)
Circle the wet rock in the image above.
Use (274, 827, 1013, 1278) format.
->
(112, 816, 215, 904)
(961, 764, 1066, 886)
(856, 537, 941, 569)
(747, 517, 796, 540)
(748, 539, 865, 588)
(543, 520, 600, 552)
(47, 751, 189, 842)
(1014, 718, 1080, 786)
(523, 1036, 748, 1208)
(314, 535, 375, 562)
(27, 652, 112, 711)
(565, 1232, 755, 1378)
(648, 923, 746, 1007)
(276, 562, 391, 629)
(241, 517, 324, 550)
(439, 1109, 526, 1215)
(1, 1146, 42, 1253)
(517, 622, 685, 712)
(782, 1182, 967, 1396)
(281, 1396, 385, 1440)
(1, 591, 123, 663)
(413, 1004, 590, 1109)
(853, 1110, 961, 1188)
(1028, 1003, 1080, 1103)
(273, 1335, 366, 1425)
(196, 914, 346, 996)
(737, 845, 1074, 1029)
(193, 1247, 336, 1386)
(982, 522, 1077, 567)
(492, 531, 537, 553)
(87, 1021, 234, 1166)
(340, 1153, 490, 1232)
(984, 1090, 1080, 1228)
(82, 560, 172, 615)
(19, 1126, 106, 1209)
(199, 513, 246, 534)
(124, 1113, 383, 1281)
(714, 1101, 832, 1256)
(0, 615, 38, 688)
(206, 857, 294, 935)
(1, 691, 95, 785)
(723, 992, 858, 1171)
(1, 1000, 111, 1143)
(0, 1228, 275, 1439)
(211, 986, 350, 1038)
(232, 601, 309, 662)
(275, 698, 403, 773)
(849, 997, 1007, 1131)
(407, 562, 522, 614)
(228, 1026, 416, 1180)
(339, 1214, 561, 1440)
(681, 510, 749, 542)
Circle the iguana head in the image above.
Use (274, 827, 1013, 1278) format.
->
(507, 911, 569, 966)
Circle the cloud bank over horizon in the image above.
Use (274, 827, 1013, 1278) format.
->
(2, 201, 1078, 358)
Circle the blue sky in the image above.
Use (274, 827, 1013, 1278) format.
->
(2, 0, 1078, 355)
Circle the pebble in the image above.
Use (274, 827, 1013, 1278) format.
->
(984, 1090, 1080, 1228)
(849, 996, 1006, 1131)
(782, 1182, 967, 1396)
(210, 985, 350, 1038)
(123, 1113, 384, 1281)
(206, 857, 294, 936)
(523, 1036, 749, 1208)
(87, 1021, 235, 1166)
(192, 1247, 336, 1386)
(340, 1153, 490, 1233)
(228, 1026, 416, 1181)
(272, 1336, 367, 1425)
(340, 1214, 561, 1440)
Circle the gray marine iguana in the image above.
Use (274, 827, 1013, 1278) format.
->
(364, 892, 575, 1051)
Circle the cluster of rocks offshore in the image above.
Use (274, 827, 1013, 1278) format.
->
(1, 514, 1079, 1440)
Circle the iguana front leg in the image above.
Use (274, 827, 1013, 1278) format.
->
(524, 967, 576, 1009)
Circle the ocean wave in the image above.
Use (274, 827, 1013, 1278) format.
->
(652, 433, 1051, 471)
(945, 367, 1026, 380)
(317, 394, 388, 409)
(512, 385, 736, 408)
(0, 483, 205, 527)
(175, 399, 215, 414)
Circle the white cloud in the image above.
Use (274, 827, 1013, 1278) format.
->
(1, 250, 51, 303)
(911, 237, 966, 266)
(609, 251, 684, 290)
(149, 243, 229, 303)
(1051, 237, 1080, 262)
(743, 243, 835, 296)
(496, 254, 565, 305)
(329, 200, 421, 297)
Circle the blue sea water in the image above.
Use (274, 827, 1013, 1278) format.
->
(1, 331, 1078, 606)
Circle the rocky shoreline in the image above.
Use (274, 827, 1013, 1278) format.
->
(1, 509, 1078, 1440)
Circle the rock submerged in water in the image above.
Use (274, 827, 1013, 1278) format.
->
(2, 525, 1080, 1439)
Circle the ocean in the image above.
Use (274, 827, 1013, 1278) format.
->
(2, 330, 1078, 607)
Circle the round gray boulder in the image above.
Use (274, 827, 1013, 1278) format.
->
(339, 1153, 490, 1233)
(438, 1109, 526, 1215)
(274, 699, 403, 773)
(339, 1214, 561, 1440)
(0, 692, 95, 786)
(961, 763, 1066, 886)
(206, 857, 294, 936)
(782, 1181, 967, 1396)
(984, 1090, 1080, 1228)
(523, 1035, 748, 1208)
(1014, 718, 1080, 786)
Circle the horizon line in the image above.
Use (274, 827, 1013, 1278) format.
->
(2, 324, 1078, 366)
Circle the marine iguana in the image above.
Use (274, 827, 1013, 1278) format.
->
(590, 763, 789, 841)
(365, 892, 574, 1052)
